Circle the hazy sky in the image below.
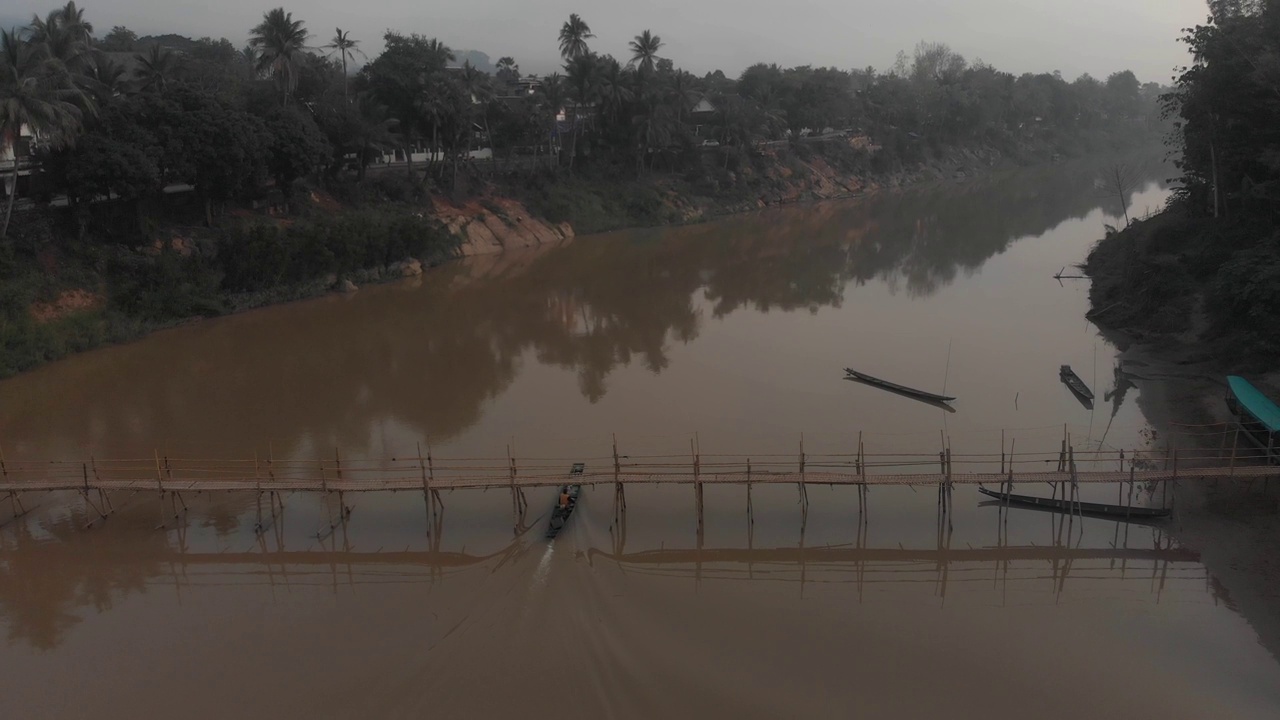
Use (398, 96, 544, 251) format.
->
(13, 0, 1209, 82)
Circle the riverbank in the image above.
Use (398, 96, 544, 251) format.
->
(1092, 322, 1280, 662)
(505, 129, 1154, 235)
(0, 129, 1158, 380)
(1083, 200, 1280, 659)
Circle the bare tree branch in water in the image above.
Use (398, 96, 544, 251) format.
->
(1099, 163, 1143, 227)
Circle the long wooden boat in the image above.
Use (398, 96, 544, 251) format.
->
(978, 485, 1170, 520)
(844, 368, 956, 404)
(1225, 376, 1280, 464)
(1059, 365, 1094, 403)
(546, 464, 585, 539)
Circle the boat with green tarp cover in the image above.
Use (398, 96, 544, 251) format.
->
(1225, 376, 1280, 464)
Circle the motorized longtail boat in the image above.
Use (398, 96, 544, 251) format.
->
(546, 464, 585, 539)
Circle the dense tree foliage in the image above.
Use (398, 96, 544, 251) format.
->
(0, 2, 1173, 376)
(1087, 1, 1280, 359)
(3, 3, 1164, 225)
(1166, 0, 1280, 218)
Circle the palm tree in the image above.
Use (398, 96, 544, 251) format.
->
(324, 28, 365, 101)
(537, 73, 566, 169)
(665, 70, 700, 123)
(87, 52, 131, 99)
(1, 29, 87, 239)
(457, 61, 494, 162)
(133, 44, 178, 93)
(496, 56, 518, 85)
(628, 30, 664, 75)
(632, 105, 673, 176)
(28, 2, 94, 74)
(240, 44, 261, 75)
(558, 14, 594, 61)
(421, 38, 454, 70)
(51, 2, 93, 44)
(249, 7, 309, 106)
(597, 57, 633, 124)
(564, 54, 599, 170)
(348, 92, 398, 179)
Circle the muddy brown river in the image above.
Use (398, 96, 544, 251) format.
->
(3, 160, 1279, 718)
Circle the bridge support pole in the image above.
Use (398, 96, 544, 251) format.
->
(746, 458, 753, 525)
(7, 491, 25, 520)
(1068, 445, 1080, 519)
(81, 462, 109, 526)
(1229, 429, 1239, 480)
(335, 448, 349, 519)
(692, 438, 703, 536)
(1001, 429, 1006, 475)
(507, 447, 519, 532)
(858, 432, 868, 518)
(1126, 458, 1136, 523)
(266, 444, 283, 521)
(798, 436, 808, 512)
(612, 434, 626, 521)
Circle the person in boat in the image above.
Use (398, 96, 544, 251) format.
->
(559, 488, 571, 510)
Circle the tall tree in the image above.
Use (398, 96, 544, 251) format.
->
(1, 28, 88, 239)
(98, 25, 137, 52)
(496, 56, 519, 86)
(564, 53, 598, 170)
(263, 106, 329, 210)
(457, 61, 494, 156)
(629, 30, 663, 75)
(28, 2, 94, 74)
(249, 7, 310, 106)
(362, 32, 453, 177)
(558, 14, 594, 61)
(665, 69, 700, 123)
(537, 72, 566, 168)
(597, 56, 633, 124)
(133, 44, 178, 93)
(324, 28, 364, 101)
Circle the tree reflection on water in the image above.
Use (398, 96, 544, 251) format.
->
(0, 158, 1166, 462)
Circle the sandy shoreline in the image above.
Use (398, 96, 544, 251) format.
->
(1106, 331, 1280, 661)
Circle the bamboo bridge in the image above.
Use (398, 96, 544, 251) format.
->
(2, 424, 1276, 530)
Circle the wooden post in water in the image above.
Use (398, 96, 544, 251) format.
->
(1229, 428, 1239, 479)
(153, 450, 165, 493)
(856, 431, 863, 476)
(417, 441, 432, 529)
(798, 436, 808, 509)
(692, 438, 703, 535)
(1005, 438, 1016, 512)
(858, 431, 867, 509)
(507, 445, 518, 529)
(427, 443, 441, 509)
(1117, 451, 1125, 507)
(612, 434, 624, 517)
(266, 443, 276, 516)
(1001, 429, 1006, 475)
(164, 457, 185, 516)
(335, 447, 347, 518)
(153, 449, 167, 528)
(1064, 443, 1075, 515)
(92, 456, 111, 515)
(1127, 456, 1136, 522)
(746, 457, 753, 525)
(1058, 424, 1068, 472)
(944, 446, 953, 516)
